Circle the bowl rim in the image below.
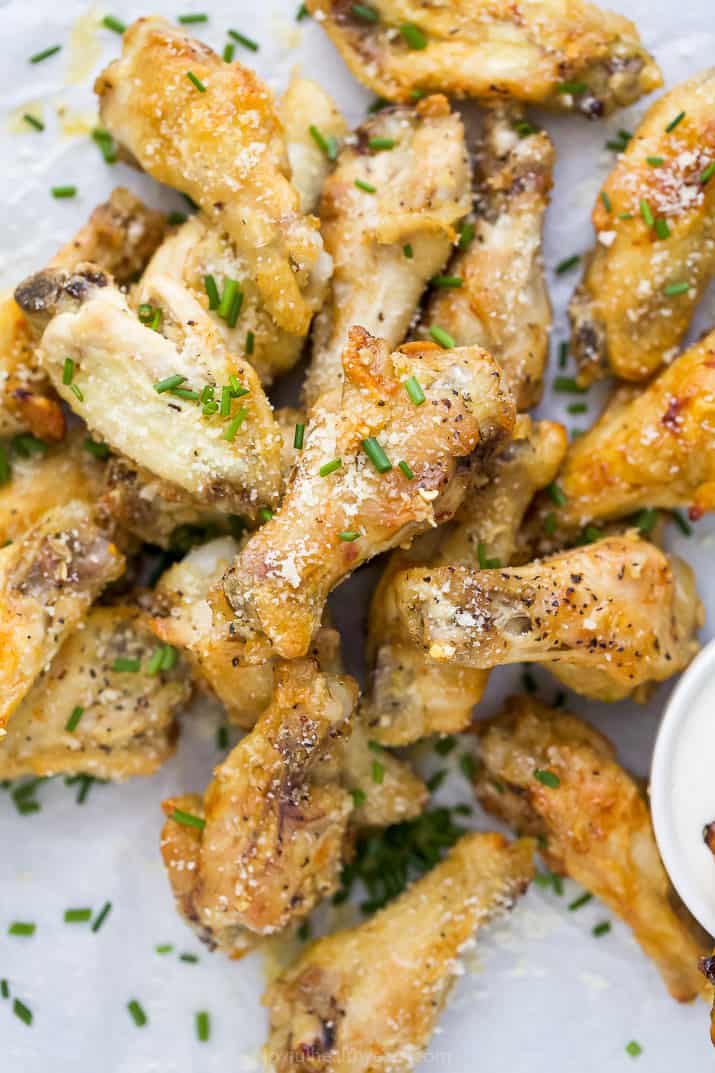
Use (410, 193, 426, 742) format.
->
(651, 637, 715, 938)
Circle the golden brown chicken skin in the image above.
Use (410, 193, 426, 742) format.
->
(0, 606, 190, 780)
(365, 417, 567, 744)
(307, 0, 661, 115)
(422, 104, 554, 410)
(279, 74, 348, 216)
(474, 695, 711, 1002)
(570, 68, 715, 384)
(96, 17, 328, 339)
(393, 534, 702, 701)
(264, 832, 534, 1073)
(528, 327, 715, 543)
(223, 328, 515, 664)
(0, 500, 125, 735)
(304, 94, 471, 407)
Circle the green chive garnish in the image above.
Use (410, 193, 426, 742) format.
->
(296, 3, 309, 19)
(701, 161, 715, 185)
(154, 374, 186, 394)
(128, 1000, 147, 1027)
(223, 408, 248, 441)
(216, 724, 229, 750)
(664, 281, 689, 296)
(557, 81, 587, 95)
(567, 402, 588, 414)
(228, 29, 259, 51)
(371, 760, 385, 784)
(258, 507, 273, 523)
(553, 376, 586, 394)
(476, 543, 500, 569)
(112, 657, 141, 673)
(196, 1010, 210, 1042)
(155, 944, 174, 955)
(178, 13, 208, 23)
(671, 510, 692, 536)
(368, 137, 396, 150)
(92, 128, 117, 164)
(646, 156, 664, 166)
(8, 922, 36, 937)
(294, 423, 305, 450)
(427, 770, 447, 792)
(399, 22, 427, 49)
(338, 531, 360, 541)
(403, 243, 413, 258)
(62, 357, 75, 385)
(634, 507, 657, 534)
(223, 42, 235, 62)
(309, 125, 339, 161)
(13, 999, 32, 1026)
(319, 458, 342, 477)
(225, 289, 243, 329)
(398, 460, 414, 480)
(51, 186, 77, 199)
(172, 808, 206, 830)
(355, 179, 377, 193)
(404, 375, 425, 405)
(666, 112, 685, 132)
(626, 1041, 643, 1058)
(1, 979, 8, 998)
(431, 275, 463, 288)
(169, 210, 187, 225)
(204, 275, 219, 310)
(514, 119, 535, 138)
(533, 768, 560, 788)
(92, 902, 112, 932)
(65, 705, 84, 733)
(30, 44, 61, 63)
(569, 892, 593, 911)
(460, 753, 476, 780)
(102, 15, 126, 34)
(180, 953, 199, 963)
(23, 114, 44, 132)
(64, 908, 92, 923)
(593, 921, 611, 937)
(434, 736, 456, 756)
(219, 385, 232, 418)
(350, 788, 366, 806)
(186, 71, 206, 93)
(362, 437, 392, 473)
(655, 218, 670, 240)
(458, 221, 475, 249)
(70, 384, 84, 402)
(600, 191, 612, 213)
(547, 483, 567, 507)
(429, 325, 455, 348)
(245, 330, 255, 355)
(639, 199, 654, 227)
(351, 3, 379, 21)
(217, 278, 238, 321)
(368, 97, 389, 113)
(555, 254, 580, 274)
(228, 376, 249, 398)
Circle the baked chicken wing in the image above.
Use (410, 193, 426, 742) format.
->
(263, 832, 534, 1073)
(570, 68, 715, 384)
(0, 606, 190, 780)
(279, 74, 348, 215)
(224, 327, 515, 663)
(304, 95, 471, 406)
(422, 104, 554, 410)
(96, 17, 328, 339)
(0, 500, 125, 735)
(394, 534, 702, 701)
(306, 0, 661, 116)
(474, 695, 711, 1001)
(365, 416, 567, 744)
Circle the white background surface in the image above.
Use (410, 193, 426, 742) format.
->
(1, 1, 715, 1070)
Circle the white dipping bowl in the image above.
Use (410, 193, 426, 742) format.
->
(651, 638, 715, 937)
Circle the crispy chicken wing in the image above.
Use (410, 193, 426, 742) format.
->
(422, 104, 554, 410)
(15, 265, 283, 521)
(529, 328, 715, 542)
(304, 95, 471, 407)
(224, 328, 515, 663)
(0, 606, 190, 780)
(0, 500, 125, 735)
(394, 534, 702, 701)
(264, 832, 534, 1073)
(474, 695, 711, 1001)
(0, 295, 64, 442)
(570, 68, 715, 384)
(96, 17, 329, 338)
(279, 74, 348, 215)
(365, 417, 566, 744)
(306, 0, 661, 116)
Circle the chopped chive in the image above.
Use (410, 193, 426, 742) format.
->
(654, 218, 671, 240)
(92, 128, 117, 164)
(458, 221, 475, 249)
(154, 374, 186, 394)
(69, 383, 84, 403)
(434, 736, 456, 756)
(223, 42, 235, 62)
(459, 753, 476, 780)
(354, 178, 377, 194)
(371, 760, 385, 784)
(533, 768, 560, 788)
(546, 483, 567, 507)
(665, 111, 685, 132)
(138, 303, 154, 323)
(155, 944, 174, 955)
(160, 645, 177, 671)
(1, 980, 8, 998)
(186, 71, 207, 93)
(582, 525, 604, 544)
(431, 274, 463, 288)
(204, 275, 219, 310)
(293, 423, 305, 450)
(553, 376, 586, 394)
(398, 460, 414, 480)
(701, 161, 715, 185)
(170, 388, 199, 401)
(634, 507, 657, 534)
(557, 81, 587, 95)
(64, 908, 92, 923)
(618, 212, 634, 221)
(319, 458, 342, 477)
(646, 155, 664, 166)
(112, 657, 141, 673)
(200, 385, 214, 405)
(309, 125, 339, 161)
(429, 325, 455, 349)
(555, 254, 580, 274)
(168, 210, 187, 225)
(568, 892, 593, 911)
(8, 922, 36, 937)
(196, 1010, 210, 1042)
(217, 278, 238, 321)
(544, 511, 557, 537)
(664, 281, 689, 296)
(23, 114, 44, 132)
(400, 22, 427, 49)
(426, 770, 447, 792)
(368, 137, 396, 150)
(127, 1000, 147, 1027)
(404, 375, 425, 405)
(223, 408, 248, 441)
(599, 191, 612, 213)
(172, 808, 206, 830)
(102, 15, 126, 34)
(51, 185, 77, 199)
(219, 385, 232, 418)
(146, 649, 165, 676)
(351, 3, 379, 21)
(30, 44, 61, 63)
(514, 119, 535, 138)
(216, 724, 229, 750)
(671, 510, 692, 536)
(178, 13, 208, 23)
(245, 330, 255, 355)
(593, 920, 611, 937)
(65, 705, 84, 733)
(13, 999, 32, 1026)
(403, 243, 413, 258)
(567, 402, 588, 417)
(0, 447, 10, 486)
(476, 542, 500, 569)
(558, 341, 569, 369)
(228, 375, 249, 398)
(362, 437, 392, 473)
(228, 28, 259, 51)
(350, 787, 366, 807)
(16, 801, 40, 816)
(180, 953, 199, 963)
(338, 530, 360, 542)
(225, 289, 244, 329)
(296, 3, 309, 19)
(92, 902, 112, 932)
(258, 507, 273, 523)
(639, 199, 654, 227)
(626, 1041, 643, 1058)
(62, 357, 75, 385)
(368, 97, 389, 113)
(12, 433, 46, 458)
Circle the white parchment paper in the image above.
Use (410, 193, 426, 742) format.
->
(1, 1, 714, 1070)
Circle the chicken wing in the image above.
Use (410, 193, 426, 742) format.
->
(0, 295, 64, 442)
(224, 327, 515, 663)
(161, 660, 356, 954)
(264, 832, 534, 1073)
(528, 327, 715, 544)
(421, 104, 554, 410)
(394, 534, 702, 701)
(570, 68, 715, 384)
(474, 695, 710, 1001)
(279, 74, 348, 215)
(96, 17, 328, 339)
(0, 606, 190, 780)
(303, 95, 471, 407)
(365, 417, 567, 744)
(15, 265, 283, 521)
(306, 0, 661, 116)
(0, 500, 125, 735)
